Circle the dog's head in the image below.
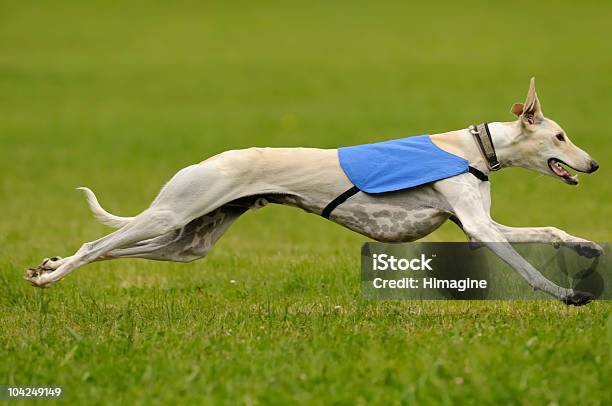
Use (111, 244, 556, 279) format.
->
(506, 78, 598, 185)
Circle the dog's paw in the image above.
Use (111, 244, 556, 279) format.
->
(24, 266, 55, 288)
(562, 290, 594, 306)
(567, 241, 604, 258)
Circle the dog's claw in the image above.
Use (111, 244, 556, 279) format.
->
(562, 290, 594, 306)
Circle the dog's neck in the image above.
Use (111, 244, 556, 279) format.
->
(430, 121, 522, 174)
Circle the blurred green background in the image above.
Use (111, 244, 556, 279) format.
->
(1, 1, 611, 404)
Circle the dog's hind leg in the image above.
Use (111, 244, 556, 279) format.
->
(104, 205, 248, 262)
(26, 207, 187, 287)
(27, 205, 247, 287)
(26, 157, 262, 287)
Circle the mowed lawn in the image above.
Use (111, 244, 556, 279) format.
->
(1, 1, 611, 404)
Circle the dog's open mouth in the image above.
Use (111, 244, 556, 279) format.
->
(548, 158, 578, 185)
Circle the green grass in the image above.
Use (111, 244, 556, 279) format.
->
(1, 0, 611, 404)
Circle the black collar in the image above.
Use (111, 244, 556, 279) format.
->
(469, 123, 501, 171)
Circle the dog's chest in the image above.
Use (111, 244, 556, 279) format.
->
(320, 185, 450, 242)
(331, 203, 448, 242)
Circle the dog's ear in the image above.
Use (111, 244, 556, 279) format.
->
(520, 77, 544, 127)
(511, 102, 524, 117)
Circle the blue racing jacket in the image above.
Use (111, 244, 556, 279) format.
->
(338, 135, 469, 193)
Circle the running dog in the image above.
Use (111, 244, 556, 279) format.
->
(26, 78, 602, 305)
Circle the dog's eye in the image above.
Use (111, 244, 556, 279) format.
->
(556, 133, 566, 142)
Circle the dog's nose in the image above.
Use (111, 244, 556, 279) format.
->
(588, 160, 599, 173)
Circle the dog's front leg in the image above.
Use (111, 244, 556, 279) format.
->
(436, 177, 591, 305)
(460, 218, 585, 302)
(493, 223, 603, 258)
(474, 181, 603, 259)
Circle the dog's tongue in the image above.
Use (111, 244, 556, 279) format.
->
(553, 162, 570, 177)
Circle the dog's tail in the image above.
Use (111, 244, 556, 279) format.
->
(77, 187, 134, 228)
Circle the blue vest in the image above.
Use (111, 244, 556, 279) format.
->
(338, 135, 469, 193)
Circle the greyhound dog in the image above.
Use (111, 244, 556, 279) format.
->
(26, 78, 602, 305)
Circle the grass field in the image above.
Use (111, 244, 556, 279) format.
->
(1, 1, 611, 404)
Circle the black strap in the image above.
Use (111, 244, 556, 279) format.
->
(321, 186, 360, 219)
(321, 167, 487, 219)
(470, 122, 500, 171)
(468, 166, 488, 182)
